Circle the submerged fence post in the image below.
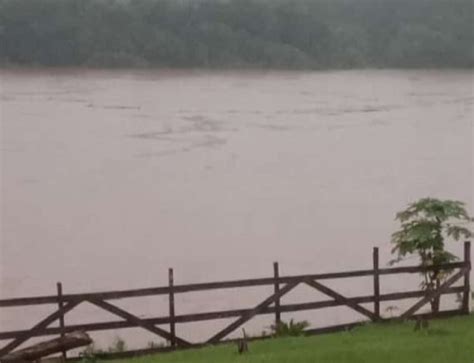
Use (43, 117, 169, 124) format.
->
(168, 268, 176, 348)
(273, 262, 281, 326)
(56, 282, 67, 360)
(463, 241, 471, 314)
(372, 247, 380, 321)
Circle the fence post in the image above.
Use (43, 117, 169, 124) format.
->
(372, 248, 380, 321)
(273, 262, 281, 326)
(463, 241, 471, 314)
(56, 282, 67, 360)
(168, 268, 176, 348)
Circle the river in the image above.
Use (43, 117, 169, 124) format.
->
(1, 69, 473, 348)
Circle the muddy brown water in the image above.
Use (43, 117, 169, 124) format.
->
(0, 69, 473, 349)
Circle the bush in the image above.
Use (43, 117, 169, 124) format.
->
(270, 319, 310, 337)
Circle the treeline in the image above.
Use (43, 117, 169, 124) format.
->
(0, 0, 473, 69)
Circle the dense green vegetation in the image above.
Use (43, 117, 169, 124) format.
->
(0, 0, 473, 69)
(106, 315, 474, 363)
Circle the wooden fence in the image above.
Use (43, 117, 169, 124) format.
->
(0, 242, 471, 360)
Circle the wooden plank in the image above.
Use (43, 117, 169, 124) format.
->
(0, 288, 174, 308)
(0, 262, 465, 308)
(206, 280, 300, 344)
(0, 286, 465, 341)
(304, 278, 377, 320)
(0, 300, 81, 357)
(378, 262, 464, 276)
(173, 270, 374, 293)
(400, 268, 466, 319)
(168, 268, 176, 348)
(373, 247, 380, 321)
(86, 298, 191, 347)
(1, 331, 91, 362)
(405, 308, 465, 320)
(463, 241, 471, 314)
(0, 296, 60, 308)
(0, 270, 374, 308)
(273, 262, 281, 326)
(65, 345, 186, 361)
(56, 282, 67, 360)
(379, 286, 463, 302)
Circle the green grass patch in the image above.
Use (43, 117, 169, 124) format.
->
(109, 315, 474, 363)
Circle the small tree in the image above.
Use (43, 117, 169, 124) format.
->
(391, 198, 472, 313)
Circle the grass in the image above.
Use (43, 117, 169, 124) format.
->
(109, 315, 474, 363)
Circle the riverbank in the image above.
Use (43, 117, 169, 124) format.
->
(107, 315, 474, 363)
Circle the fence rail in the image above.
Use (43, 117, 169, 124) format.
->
(0, 242, 471, 360)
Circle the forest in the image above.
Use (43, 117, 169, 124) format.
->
(0, 0, 472, 68)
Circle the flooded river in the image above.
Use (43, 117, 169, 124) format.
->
(1, 69, 473, 348)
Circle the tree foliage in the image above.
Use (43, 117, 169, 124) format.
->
(0, 0, 473, 68)
(391, 198, 473, 312)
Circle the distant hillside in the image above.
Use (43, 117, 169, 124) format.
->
(0, 0, 473, 68)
